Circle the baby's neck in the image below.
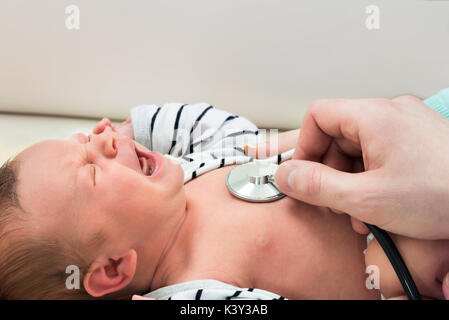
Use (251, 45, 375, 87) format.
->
(144, 202, 195, 291)
(145, 192, 257, 292)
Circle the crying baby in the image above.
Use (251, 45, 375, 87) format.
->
(1, 103, 448, 300)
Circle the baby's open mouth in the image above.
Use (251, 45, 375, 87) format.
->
(135, 147, 154, 176)
(138, 156, 153, 176)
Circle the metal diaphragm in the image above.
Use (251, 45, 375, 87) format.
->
(226, 161, 285, 203)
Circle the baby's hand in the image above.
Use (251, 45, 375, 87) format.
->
(93, 117, 135, 140)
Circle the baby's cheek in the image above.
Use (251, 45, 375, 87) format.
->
(365, 238, 404, 298)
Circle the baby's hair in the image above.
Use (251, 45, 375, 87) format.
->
(0, 158, 133, 299)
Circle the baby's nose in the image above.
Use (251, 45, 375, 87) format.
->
(89, 130, 118, 159)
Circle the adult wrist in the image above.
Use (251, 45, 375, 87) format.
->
(424, 87, 449, 120)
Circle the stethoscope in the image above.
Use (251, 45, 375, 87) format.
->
(225, 161, 421, 300)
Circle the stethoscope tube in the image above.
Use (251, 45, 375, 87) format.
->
(365, 223, 421, 300)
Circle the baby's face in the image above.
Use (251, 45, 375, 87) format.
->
(14, 130, 186, 252)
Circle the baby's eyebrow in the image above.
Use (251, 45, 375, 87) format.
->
(66, 135, 90, 168)
(64, 138, 93, 189)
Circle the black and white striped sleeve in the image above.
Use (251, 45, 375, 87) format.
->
(130, 103, 260, 157)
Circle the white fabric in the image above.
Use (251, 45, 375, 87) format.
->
(143, 279, 286, 300)
(131, 102, 260, 157)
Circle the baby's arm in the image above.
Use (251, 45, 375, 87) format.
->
(91, 106, 298, 159)
(129, 103, 259, 157)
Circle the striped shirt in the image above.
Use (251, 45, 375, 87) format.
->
(142, 279, 287, 300)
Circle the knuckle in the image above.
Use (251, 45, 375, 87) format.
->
(308, 99, 333, 113)
(298, 165, 323, 197)
(349, 185, 385, 219)
(366, 98, 399, 124)
(394, 94, 420, 104)
(372, 98, 395, 108)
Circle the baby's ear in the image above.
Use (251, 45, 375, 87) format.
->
(83, 249, 137, 297)
(93, 118, 115, 135)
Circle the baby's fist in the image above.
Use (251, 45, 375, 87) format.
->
(115, 117, 135, 140)
(93, 117, 134, 140)
(93, 118, 115, 135)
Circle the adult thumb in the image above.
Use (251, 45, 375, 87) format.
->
(275, 160, 364, 212)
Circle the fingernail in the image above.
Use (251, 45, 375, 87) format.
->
(276, 162, 297, 192)
(244, 144, 257, 157)
(287, 169, 297, 191)
(445, 274, 449, 287)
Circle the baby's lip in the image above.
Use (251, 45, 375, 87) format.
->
(134, 145, 163, 178)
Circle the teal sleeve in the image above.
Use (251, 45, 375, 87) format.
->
(424, 87, 449, 120)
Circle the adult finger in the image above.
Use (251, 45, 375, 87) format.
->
(322, 140, 355, 173)
(275, 159, 370, 213)
(321, 141, 355, 214)
(351, 217, 370, 235)
(321, 140, 367, 215)
(293, 99, 367, 161)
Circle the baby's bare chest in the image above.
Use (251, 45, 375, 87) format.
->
(184, 165, 349, 252)
(184, 165, 310, 235)
(182, 166, 372, 298)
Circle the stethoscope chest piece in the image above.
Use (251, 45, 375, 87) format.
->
(226, 161, 285, 203)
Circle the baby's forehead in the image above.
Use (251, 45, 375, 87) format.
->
(19, 140, 79, 176)
(18, 139, 63, 157)
(19, 139, 81, 167)
(15, 139, 80, 216)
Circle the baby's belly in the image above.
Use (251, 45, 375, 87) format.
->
(184, 165, 380, 299)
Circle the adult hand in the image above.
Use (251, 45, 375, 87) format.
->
(274, 96, 449, 240)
